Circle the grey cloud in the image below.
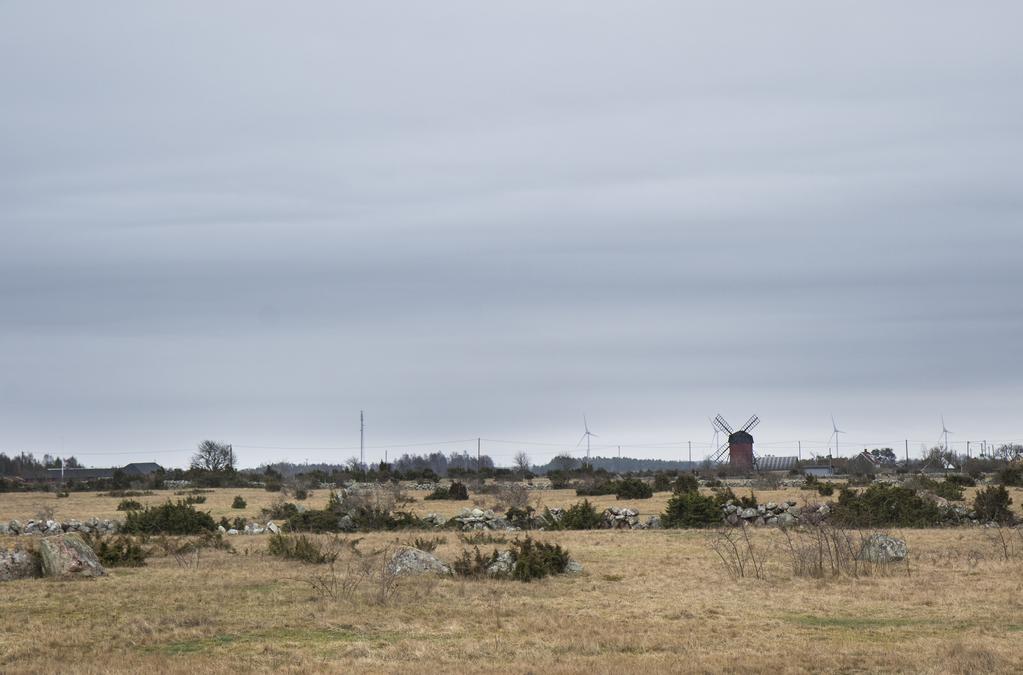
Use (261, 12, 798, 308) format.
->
(2, 2, 1022, 465)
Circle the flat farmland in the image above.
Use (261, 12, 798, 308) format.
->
(1, 527, 1022, 673)
(2, 484, 1021, 523)
(2, 488, 1023, 673)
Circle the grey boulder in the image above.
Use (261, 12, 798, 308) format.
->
(388, 547, 452, 576)
(0, 548, 41, 581)
(857, 534, 908, 563)
(486, 550, 515, 577)
(38, 533, 106, 578)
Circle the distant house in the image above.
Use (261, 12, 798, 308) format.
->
(122, 463, 163, 477)
(46, 462, 164, 482)
(847, 451, 881, 476)
(920, 457, 958, 474)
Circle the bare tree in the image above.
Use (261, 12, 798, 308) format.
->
(191, 440, 235, 472)
(513, 451, 531, 479)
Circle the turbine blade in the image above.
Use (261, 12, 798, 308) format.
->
(576, 433, 587, 447)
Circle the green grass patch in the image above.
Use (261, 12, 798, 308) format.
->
(162, 634, 238, 655)
(152, 626, 405, 655)
(789, 615, 922, 630)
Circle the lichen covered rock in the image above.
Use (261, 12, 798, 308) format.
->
(38, 533, 106, 578)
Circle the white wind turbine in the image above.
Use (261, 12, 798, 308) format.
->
(940, 415, 953, 453)
(577, 415, 598, 461)
(829, 415, 845, 458)
(708, 416, 722, 460)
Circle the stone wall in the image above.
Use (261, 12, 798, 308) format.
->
(0, 518, 119, 536)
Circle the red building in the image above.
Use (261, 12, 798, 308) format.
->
(728, 430, 755, 470)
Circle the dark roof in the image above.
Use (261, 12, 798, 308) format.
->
(854, 451, 879, 464)
(122, 463, 163, 475)
(756, 455, 798, 471)
(728, 430, 754, 444)
(44, 462, 163, 480)
(46, 467, 115, 479)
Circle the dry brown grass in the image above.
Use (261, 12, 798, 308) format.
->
(4, 483, 1021, 524)
(3, 486, 1023, 673)
(0, 487, 335, 523)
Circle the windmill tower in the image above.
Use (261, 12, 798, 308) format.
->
(711, 414, 760, 471)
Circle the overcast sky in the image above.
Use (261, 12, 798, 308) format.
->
(2, 2, 1022, 468)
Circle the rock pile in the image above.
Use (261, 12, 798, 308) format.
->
(388, 547, 452, 576)
(719, 500, 835, 527)
(0, 518, 119, 536)
(599, 509, 666, 530)
(417, 513, 441, 527)
(451, 508, 511, 531)
(601, 506, 640, 529)
(716, 498, 996, 528)
(2, 533, 108, 582)
(407, 482, 443, 491)
(597, 507, 638, 527)
(387, 546, 584, 578)
(218, 521, 281, 536)
(721, 500, 809, 527)
(532, 507, 661, 530)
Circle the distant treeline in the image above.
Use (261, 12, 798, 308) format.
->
(0, 452, 82, 478)
(532, 455, 701, 475)
(257, 451, 497, 479)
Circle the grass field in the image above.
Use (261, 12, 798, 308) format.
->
(3, 483, 1021, 523)
(3, 488, 1023, 673)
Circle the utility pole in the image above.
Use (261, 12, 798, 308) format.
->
(904, 439, 909, 465)
(688, 440, 692, 464)
(797, 441, 801, 461)
(360, 411, 365, 468)
(617, 445, 621, 458)
(966, 440, 970, 460)
(477, 438, 481, 473)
